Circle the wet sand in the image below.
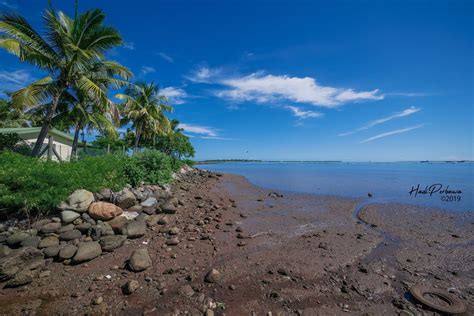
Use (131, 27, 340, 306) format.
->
(0, 171, 472, 315)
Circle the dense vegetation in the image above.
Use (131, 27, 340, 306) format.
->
(0, 150, 186, 218)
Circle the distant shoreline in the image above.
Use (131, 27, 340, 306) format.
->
(197, 159, 473, 164)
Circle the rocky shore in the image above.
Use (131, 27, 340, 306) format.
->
(0, 168, 473, 315)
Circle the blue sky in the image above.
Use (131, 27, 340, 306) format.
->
(0, 0, 472, 161)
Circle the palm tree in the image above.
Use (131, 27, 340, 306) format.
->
(117, 82, 172, 152)
(0, 3, 128, 156)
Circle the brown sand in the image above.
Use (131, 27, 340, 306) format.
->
(0, 172, 472, 315)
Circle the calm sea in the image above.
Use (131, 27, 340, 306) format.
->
(198, 162, 474, 212)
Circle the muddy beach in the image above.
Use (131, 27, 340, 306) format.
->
(0, 170, 472, 315)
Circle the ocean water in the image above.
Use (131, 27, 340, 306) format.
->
(198, 162, 474, 212)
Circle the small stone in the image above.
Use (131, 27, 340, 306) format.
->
(38, 236, 59, 249)
(6, 232, 31, 247)
(20, 236, 41, 248)
(121, 221, 146, 239)
(76, 222, 92, 233)
(166, 237, 179, 246)
(0, 245, 12, 257)
(43, 246, 60, 258)
(59, 229, 82, 241)
(141, 197, 157, 208)
(41, 222, 61, 234)
(178, 284, 194, 297)
(205, 309, 214, 316)
(129, 248, 152, 272)
(72, 242, 102, 263)
(61, 210, 81, 223)
(92, 296, 103, 305)
(161, 201, 177, 214)
(158, 216, 170, 225)
(122, 280, 140, 295)
(58, 224, 75, 233)
(204, 269, 221, 283)
(169, 227, 180, 235)
(100, 235, 126, 252)
(59, 244, 78, 260)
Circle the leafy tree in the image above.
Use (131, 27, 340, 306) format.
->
(117, 82, 172, 152)
(0, 98, 38, 127)
(0, 3, 129, 156)
(148, 119, 195, 159)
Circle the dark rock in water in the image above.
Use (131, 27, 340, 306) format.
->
(20, 236, 41, 248)
(129, 248, 152, 272)
(368, 192, 373, 197)
(59, 244, 78, 260)
(121, 221, 146, 239)
(0, 247, 44, 283)
(41, 222, 61, 234)
(204, 269, 221, 283)
(100, 235, 126, 252)
(7, 232, 31, 247)
(122, 279, 140, 294)
(59, 229, 82, 241)
(72, 242, 102, 263)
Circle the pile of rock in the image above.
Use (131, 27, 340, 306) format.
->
(0, 182, 179, 287)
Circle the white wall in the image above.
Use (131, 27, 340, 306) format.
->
(23, 137, 73, 161)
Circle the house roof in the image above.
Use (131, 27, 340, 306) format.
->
(0, 127, 75, 142)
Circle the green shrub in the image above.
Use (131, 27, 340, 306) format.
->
(0, 133, 20, 151)
(0, 150, 180, 218)
(123, 150, 174, 187)
(0, 152, 127, 217)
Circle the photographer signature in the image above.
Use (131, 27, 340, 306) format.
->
(409, 183, 462, 197)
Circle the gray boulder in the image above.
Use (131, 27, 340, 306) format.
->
(0, 245, 12, 258)
(38, 236, 59, 249)
(59, 244, 78, 260)
(0, 247, 44, 283)
(141, 197, 157, 208)
(61, 210, 81, 223)
(121, 221, 146, 239)
(6, 232, 31, 247)
(115, 189, 137, 209)
(59, 229, 82, 241)
(41, 222, 61, 234)
(128, 248, 151, 272)
(42, 246, 60, 258)
(72, 242, 102, 263)
(20, 236, 41, 248)
(59, 189, 94, 213)
(58, 224, 75, 233)
(99, 235, 126, 252)
(75, 222, 92, 233)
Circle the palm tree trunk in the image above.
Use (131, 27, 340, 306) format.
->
(71, 121, 82, 159)
(31, 89, 64, 157)
(134, 123, 142, 153)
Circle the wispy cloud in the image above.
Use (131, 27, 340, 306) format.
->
(157, 52, 174, 63)
(285, 105, 323, 119)
(361, 124, 424, 143)
(178, 123, 218, 137)
(200, 136, 238, 141)
(0, 1, 16, 9)
(386, 92, 431, 97)
(339, 106, 421, 136)
(186, 66, 383, 107)
(185, 66, 222, 83)
(0, 70, 35, 94)
(141, 66, 156, 75)
(160, 87, 187, 105)
(122, 42, 135, 50)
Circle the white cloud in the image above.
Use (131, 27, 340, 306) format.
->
(214, 72, 383, 107)
(141, 66, 155, 75)
(285, 105, 323, 119)
(178, 123, 218, 137)
(200, 136, 238, 141)
(186, 66, 222, 83)
(339, 106, 421, 136)
(157, 52, 174, 63)
(122, 42, 135, 50)
(0, 70, 35, 94)
(361, 124, 424, 143)
(160, 87, 188, 105)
